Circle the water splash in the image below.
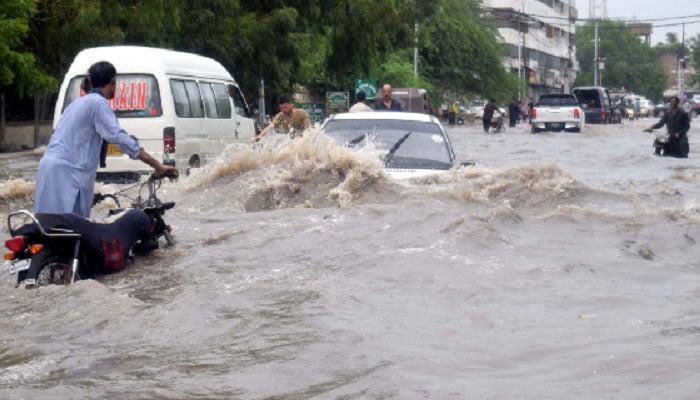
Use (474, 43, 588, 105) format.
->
(0, 179, 34, 202)
(181, 128, 393, 211)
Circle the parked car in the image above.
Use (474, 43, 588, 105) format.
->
(321, 112, 459, 179)
(468, 100, 486, 119)
(571, 86, 614, 124)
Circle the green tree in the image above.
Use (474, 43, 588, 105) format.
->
(420, 0, 518, 102)
(688, 34, 700, 86)
(10, 0, 524, 125)
(575, 20, 665, 100)
(0, 0, 56, 145)
(665, 32, 678, 44)
(101, 0, 180, 47)
(193, 2, 304, 99)
(27, 0, 124, 81)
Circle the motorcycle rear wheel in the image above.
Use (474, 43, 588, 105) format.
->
(34, 255, 76, 287)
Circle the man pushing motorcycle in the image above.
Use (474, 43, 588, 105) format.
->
(644, 96, 690, 158)
(34, 61, 178, 218)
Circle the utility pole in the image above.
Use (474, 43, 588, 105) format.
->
(258, 77, 266, 128)
(414, 21, 418, 80)
(594, 20, 599, 86)
(677, 22, 686, 97)
(590, 0, 606, 86)
(518, 0, 524, 99)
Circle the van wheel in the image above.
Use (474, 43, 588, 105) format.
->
(186, 156, 201, 177)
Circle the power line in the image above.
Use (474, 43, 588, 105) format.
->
(528, 12, 700, 24)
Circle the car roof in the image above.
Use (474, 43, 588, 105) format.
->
(572, 87, 608, 92)
(323, 111, 442, 125)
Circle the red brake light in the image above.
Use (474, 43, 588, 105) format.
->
(163, 127, 175, 154)
(5, 236, 26, 252)
(574, 108, 580, 118)
(531, 108, 537, 119)
(601, 109, 606, 119)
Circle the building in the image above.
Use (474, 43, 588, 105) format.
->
(481, 0, 579, 99)
(628, 22, 652, 46)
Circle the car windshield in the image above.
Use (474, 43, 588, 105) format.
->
(323, 119, 454, 170)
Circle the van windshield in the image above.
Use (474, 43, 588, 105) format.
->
(63, 74, 162, 117)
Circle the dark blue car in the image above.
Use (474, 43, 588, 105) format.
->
(572, 87, 614, 124)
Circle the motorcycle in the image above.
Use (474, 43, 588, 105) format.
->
(651, 131, 669, 155)
(489, 109, 506, 133)
(2, 172, 176, 289)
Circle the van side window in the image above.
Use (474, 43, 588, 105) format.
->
(170, 79, 204, 118)
(211, 83, 232, 118)
(199, 82, 218, 118)
(229, 85, 251, 118)
(199, 82, 232, 119)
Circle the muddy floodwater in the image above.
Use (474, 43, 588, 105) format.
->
(1, 118, 699, 399)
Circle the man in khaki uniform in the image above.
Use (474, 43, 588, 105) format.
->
(253, 94, 311, 141)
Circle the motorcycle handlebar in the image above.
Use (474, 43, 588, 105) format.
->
(153, 168, 179, 181)
(92, 193, 121, 207)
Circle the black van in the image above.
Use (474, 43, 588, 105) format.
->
(572, 87, 614, 124)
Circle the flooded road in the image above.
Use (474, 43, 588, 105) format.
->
(1, 117, 699, 399)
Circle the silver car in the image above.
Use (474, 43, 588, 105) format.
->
(321, 112, 458, 179)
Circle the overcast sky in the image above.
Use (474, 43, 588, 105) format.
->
(578, 0, 700, 45)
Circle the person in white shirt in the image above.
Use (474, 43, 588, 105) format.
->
(349, 91, 373, 112)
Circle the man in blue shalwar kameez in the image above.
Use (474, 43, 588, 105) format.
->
(34, 61, 177, 218)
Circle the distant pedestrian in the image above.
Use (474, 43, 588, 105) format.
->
(349, 90, 373, 112)
(508, 98, 519, 127)
(482, 99, 497, 132)
(520, 101, 529, 123)
(527, 97, 535, 122)
(375, 84, 402, 111)
(682, 100, 692, 114)
(448, 101, 458, 126)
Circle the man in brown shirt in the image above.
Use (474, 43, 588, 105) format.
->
(253, 94, 311, 141)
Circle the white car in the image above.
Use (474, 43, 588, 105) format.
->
(468, 101, 486, 119)
(321, 112, 459, 179)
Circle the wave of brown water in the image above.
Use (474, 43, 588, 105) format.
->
(1, 119, 700, 399)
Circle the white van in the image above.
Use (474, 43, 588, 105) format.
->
(54, 46, 258, 179)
